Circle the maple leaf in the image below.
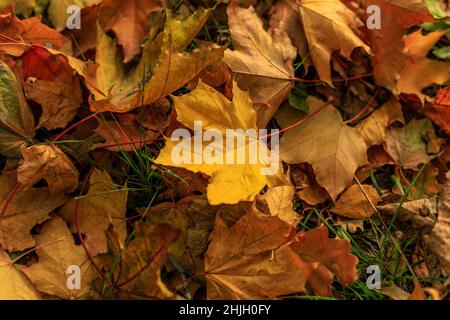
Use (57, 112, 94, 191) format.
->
(114, 222, 180, 299)
(0, 170, 68, 251)
(17, 144, 79, 195)
(98, 0, 163, 62)
(0, 5, 68, 49)
(59, 169, 127, 256)
(91, 8, 224, 113)
(279, 96, 368, 201)
(156, 80, 280, 205)
(364, 0, 434, 91)
(19, 217, 97, 300)
(0, 248, 41, 300)
(261, 186, 300, 226)
(290, 226, 359, 296)
(332, 184, 381, 219)
(0, 60, 35, 157)
(385, 119, 434, 169)
(356, 97, 405, 147)
(397, 30, 449, 102)
(297, 0, 371, 84)
(205, 207, 311, 299)
(224, 1, 296, 127)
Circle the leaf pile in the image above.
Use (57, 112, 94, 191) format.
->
(0, 0, 449, 300)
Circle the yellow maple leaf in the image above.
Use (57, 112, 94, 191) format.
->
(156, 80, 281, 205)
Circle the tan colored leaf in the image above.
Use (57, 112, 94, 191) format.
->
(332, 184, 381, 219)
(262, 186, 300, 226)
(224, 1, 296, 127)
(24, 75, 83, 130)
(356, 97, 404, 146)
(59, 169, 127, 256)
(205, 207, 311, 299)
(279, 97, 368, 201)
(0, 170, 68, 251)
(98, 0, 163, 62)
(0, 248, 41, 300)
(424, 172, 450, 275)
(298, 0, 371, 84)
(19, 217, 97, 300)
(116, 222, 179, 299)
(17, 144, 79, 195)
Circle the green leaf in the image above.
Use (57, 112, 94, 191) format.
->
(425, 0, 450, 19)
(0, 61, 35, 156)
(432, 46, 450, 60)
(288, 83, 309, 112)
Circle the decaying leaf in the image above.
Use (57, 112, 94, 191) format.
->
(17, 144, 79, 195)
(224, 1, 296, 127)
(0, 170, 68, 251)
(279, 96, 368, 201)
(332, 184, 381, 219)
(261, 186, 300, 226)
(59, 169, 127, 256)
(19, 217, 97, 300)
(0, 248, 41, 300)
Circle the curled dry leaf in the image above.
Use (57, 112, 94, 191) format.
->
(279, 96, 368, 201)
(0, 247, 41, 300)
(59, 169, 127, 256)
(17, 144, 79, 195)
(224, 1, 296, 127)
(0, 170, 68, 251)
(261, 186, 300, 226)
(19, 217, 97, 300)
(297, 0, 371, 84)
(332, 184, 381, 219)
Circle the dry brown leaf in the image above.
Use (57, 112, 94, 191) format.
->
(59, 169, 127, 256)
(0, 170, 68, 251)
(262, 186, 300, 226)
(0, 247, 41, 300)
(19, 217, 97, 300)
(279, 97, 368, 201)
(297, 0, 371, 85)
(17, 144, 79, 195)
(205, 207, 311, 299)
(224, 1, 296, 127)
(291, 226, 359, 296)
(332, 184, 381, 219)
(98, 0, 163, 62)
(356, 97, 404, 146)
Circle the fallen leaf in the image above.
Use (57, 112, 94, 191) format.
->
(156, 80, 280, 205)
(59, 169, 127, 256)
(19, 217, 97, 300)
(48, 0, 99, 32)
(332, 184, 381, 219)
(356, 96, 404, 146)
(0, 170, 68, 251)
(298, 0, 371, 84)
(262, 186, 300, 226)
(17, 144, 79, 195)
(224, 1, 296, 127)
(205, 207, 311, 299)
(385, 119, 434, 170)
(279, 96, 368, 201)
(0, 60, 35, 157)
(98, 0, 163, 62)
